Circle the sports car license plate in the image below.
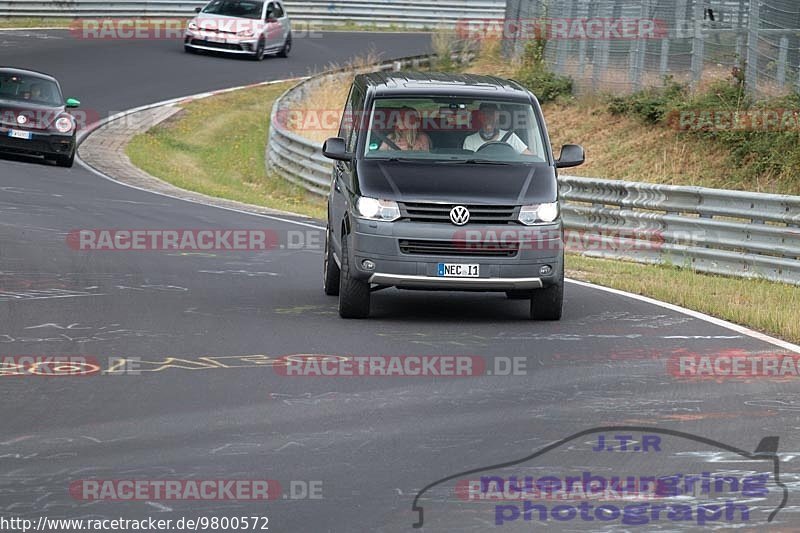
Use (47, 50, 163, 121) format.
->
(8, 129, 31, 140)
(437, 263, 479, 277)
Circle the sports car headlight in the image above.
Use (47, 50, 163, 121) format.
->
(188, 21, 198, 31)
(55, 117, 73, 133)
(518, 202, 559, 225)
(356, 197, 400, 222)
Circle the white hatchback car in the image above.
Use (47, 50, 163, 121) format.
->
(184, 0, 291, 60)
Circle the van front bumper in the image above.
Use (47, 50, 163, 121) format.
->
(368, 273, 543, 290)
(348, 219, 564, 291)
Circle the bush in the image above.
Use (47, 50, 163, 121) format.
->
(607, 72, 800, 187)
(515, 40, 573, 103)
(607, 76, 687, 123)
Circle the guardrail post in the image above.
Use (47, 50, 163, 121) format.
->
(797, 57, 800, 94)
(592, 4, 612, 92)
(745, 0, 759, 96)
(690, 0, 705, 90)
(777, 36, 788, 87)
(577, 39, 587, 86)
(629, 0, 650, 91)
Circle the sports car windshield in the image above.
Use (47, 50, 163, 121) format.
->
(0, 73, 62, 106)
(202, 0, 264, 19)
(363, 97, 547, 163)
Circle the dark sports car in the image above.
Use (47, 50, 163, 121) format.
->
(0, 68, 80, 167)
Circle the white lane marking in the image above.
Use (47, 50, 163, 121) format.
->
(75, 76, 800, 354)
(0, 27, 67, 31)
(145, 501, 173, 512)
(566, 279, 800, 354)
(76, 76, 309, 142)
(77, 153, 326, 231)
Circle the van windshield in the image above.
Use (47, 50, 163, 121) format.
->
(363, 97, 547, 164)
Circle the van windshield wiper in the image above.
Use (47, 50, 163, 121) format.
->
(453, 158, 513, 165)
(372, 156, 423, 162)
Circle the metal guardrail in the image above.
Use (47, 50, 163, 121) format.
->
(266, 60, 800, 286)
(0, 0, 505, 27)
(559, 176, 800, 284)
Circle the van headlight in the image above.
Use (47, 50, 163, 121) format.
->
(188, 21, 198, 31)
(356, 197, 400, 222)
(518, 202, 559, 225)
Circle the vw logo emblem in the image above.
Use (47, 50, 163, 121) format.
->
(16, 115, 27, 125)
(449, 205, 470, 226)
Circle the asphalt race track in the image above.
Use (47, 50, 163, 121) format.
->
(0, 29, 799, 532)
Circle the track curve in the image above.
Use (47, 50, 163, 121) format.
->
(0, 29, 798, 532)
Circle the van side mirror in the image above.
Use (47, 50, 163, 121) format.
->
(556, 144, 585, 168)
(194, 6, 202, 13)
(323, 137, 354, 161)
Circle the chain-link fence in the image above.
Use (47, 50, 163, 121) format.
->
(497, 0, 800, 97)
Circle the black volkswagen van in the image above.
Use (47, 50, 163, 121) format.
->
(322, 72, 584, 319)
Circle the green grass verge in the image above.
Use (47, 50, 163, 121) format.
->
(0, 18, 75, 28)
(126, 81, 327, 220)
(567, 254, 799, 344)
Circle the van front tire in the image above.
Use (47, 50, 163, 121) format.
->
(323, 226, 340, 296)
(338, 234, 370, 318)
(530, 263, 563, 320)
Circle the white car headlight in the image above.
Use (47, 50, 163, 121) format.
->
(356, 197, 400, 222)
(518, 202, 559, 225)
(237, 28, 255, 37)
(55, 117, 73, 133)
(188, 21, 198, 31)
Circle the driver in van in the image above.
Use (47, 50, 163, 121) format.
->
(463, 102, 532, 154)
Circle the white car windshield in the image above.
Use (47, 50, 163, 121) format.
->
(363, 97, 547, 164)
(202, 0, 264, 19)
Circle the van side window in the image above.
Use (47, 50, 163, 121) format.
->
(338, 86, 355, 149)
(272, 2, 284, 17)
(348, 87, 365, 153)
(339, 85, 364, 154)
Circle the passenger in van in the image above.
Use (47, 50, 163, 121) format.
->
(378, 106, 431, 152)
(463, 102, 532, 154)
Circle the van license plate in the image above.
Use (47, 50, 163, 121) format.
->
(437, 263, 479, 277)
